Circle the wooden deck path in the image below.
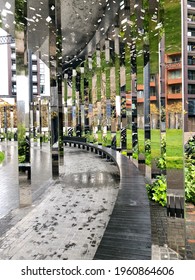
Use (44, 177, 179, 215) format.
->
(64, 138, 152, 259)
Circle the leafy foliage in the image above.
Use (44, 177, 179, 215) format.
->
(18, 124, 29, 163)
(185, 135, 195, 159)
(146, 175, 167, 206)
(185, 158, 195, 205)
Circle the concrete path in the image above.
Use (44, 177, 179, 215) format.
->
(0, 145, 119, 260)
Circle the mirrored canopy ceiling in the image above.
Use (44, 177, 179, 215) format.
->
(0, 0, 122, 71)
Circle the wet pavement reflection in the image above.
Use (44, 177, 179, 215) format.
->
(0, 144, 120, 260)
(0, 142, 52, 218)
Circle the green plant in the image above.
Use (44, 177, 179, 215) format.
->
(146, 175, 167, 206)
(7, 131, 14, 141)
(185, 135, 195, 159)
(18, 124, 29, 163)
(156, 135, 166, 170)
(145, 139, 151, 154)
(185, 157, 195, 205)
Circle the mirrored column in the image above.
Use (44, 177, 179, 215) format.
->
(105, 39, 112, 147)
(164, 0, 185, 258)
(15, 0, 31, 206)
(115, 26, 121, 150)
(49, 0, 59, 177)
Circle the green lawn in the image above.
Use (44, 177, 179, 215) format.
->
(138, 129, 145, 154)
(126, 129, 132, 150)
(151, 129, 161, 159)
(166, 129, 184, 169)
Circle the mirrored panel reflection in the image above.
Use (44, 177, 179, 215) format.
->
(164, 0, 185, 257)
(149, 0, 161, 180)
(15, 0, 32, 207)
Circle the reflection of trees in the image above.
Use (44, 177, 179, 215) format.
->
(41, 104, 49, 127)
(0, 103, 17, 129)
(167, 101, 183, 129)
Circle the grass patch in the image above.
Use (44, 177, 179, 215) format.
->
(138, 129, 145, 154)
(116, 131, 121, 149)
(126, 129, 132, 150)
(166, 129, 183, 169)
(151, 129, 161, 159)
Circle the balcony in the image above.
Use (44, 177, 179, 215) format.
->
(150, 81, 155, 87)
(167, 93, 182, 99)
(165, 61, 181, 70)
(150, 96, 157, 101)
(167, 78, 182, 85)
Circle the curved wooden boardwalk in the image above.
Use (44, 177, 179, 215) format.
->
(64, 139, 152, 259)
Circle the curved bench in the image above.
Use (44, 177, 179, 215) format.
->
(64, 139, 151, 259)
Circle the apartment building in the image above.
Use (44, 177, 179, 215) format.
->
(184, 0, 195, 131)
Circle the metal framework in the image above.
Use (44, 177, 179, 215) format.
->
(0, 35, 14, 45)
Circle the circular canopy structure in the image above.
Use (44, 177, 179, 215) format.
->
(0, 0, 121, 70)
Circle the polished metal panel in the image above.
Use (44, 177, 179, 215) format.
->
(15, 0, 31, 206)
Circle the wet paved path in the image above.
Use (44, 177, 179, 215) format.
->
(0, 145, 119, 260)
(0, 142, 19, 218)
(0, 142, 195, 260)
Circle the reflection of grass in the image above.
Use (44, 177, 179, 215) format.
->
(106, 131, 111, 147)
(166, 129, 183, 169)
(0, 151, 5, 163)
(126, 129, 132, 150)
(151, 129, 161, 159)
(116, 131, 121, 148)
(97, 131, 102, 144)
(138, 129, 145, 154)
(102, 131, 112, 147)
(164, 0, 181, 53)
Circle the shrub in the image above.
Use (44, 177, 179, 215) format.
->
(185, 157, 195, 205)
(146, 175, 167, 206)
(185, 135, 195, 159)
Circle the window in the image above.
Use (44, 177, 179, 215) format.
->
(40, 74, 45, 84)
(188, 2, 195, 9)
(187, 42, 195, 51)
(188, 28, 195, 37)
(40, 62, 45, 74)
(150, 75, 155, 82)
(170, 85, 181, 93)
(12, 84, 16, 94)
(168, 70, 181, 79)
(33, 85, 37, 94)
(40, 85, 45, 94)
(188, 100, 195, 115)
(188, 13, 195, 21)
(31, 54, 37, 61)
(137, 91, 144, 98)
(150, 87, 156, 96)
(32, 75, 37, 82)
(171, 55, 181, 63)
(188, 84, 195, 94)
(12, 74, 16, 82)
(188, 70, 195, 80)
(188, 55, 195, 65)
(32, 65, 37, 71)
